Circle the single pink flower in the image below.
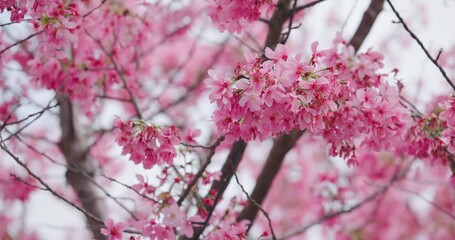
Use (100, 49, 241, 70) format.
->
(101, 219, 126, 240)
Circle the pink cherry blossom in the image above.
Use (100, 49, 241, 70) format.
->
(132, 174, 156, 195)
(207, 0, 275, 33)
(114, 118, 181, 168)
(100, 219, 126, 240)
(208, 40, 411, 162)
(161, 203, 185, 227)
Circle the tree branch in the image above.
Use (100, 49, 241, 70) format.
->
(293, 0, 328, 14)
(348, 0, 385, 52)
(233, 164, 278, 240)
(177, 136, 225, 206)
(385, 0, 455, 91)
(236, 131, 303, 233)
(0, 141, 105, 228)
(0, 30, 44, 56)
(264, 0, 292, 50)
(57, 95, 106, 239)
(279, 159, 415, 240)
(187, 139, 248, 239)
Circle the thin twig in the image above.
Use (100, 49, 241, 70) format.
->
(386, 0, 455, 91)
(4, 103, 60, 126)
(83, 29, 143, 119)
(293, 0, 327, 14)
(177, 136, 225, 206)
(399, 96, 423, 117)
(3, 96, 57, 142)
(101, 174, 158, 203)
(0, 18, 33, 27)
(435, 48, 443, 62)
(9, 131, 139, 221)
(389, 185, 455, 220)
(279, 160, 415, 240)
(340, 0, 358, 33)
(83, 0, 108, 17)
(11, 174, 46, 191)
(232, 171, 277, 240)
(0, 30, 44, 56)
(188, 140, 247, 240)
(0, 141, 105, 226)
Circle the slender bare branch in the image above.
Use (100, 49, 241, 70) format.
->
(3, 103, 60, 126)
(83, 0, 108, 17)
(3, 96, 58, 142)
(0, 141, 105, 226)
(0, 30, 44, 56)
(187, 139, 248, 240)
(233, 170, 277, 240)
(101, 173, 158, 203)
(391, 185, 455, 220)
(280, 0, 298, 44)
(386, 0, 455, 91)
(83, 29, 143, 119)
(279, 160, 415, 240)
(293, 0, 328, 14)
(236, 131, 303, 233)
(177, 136, 225, 206)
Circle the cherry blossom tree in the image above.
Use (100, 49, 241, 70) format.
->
(0, 0, 455, 239)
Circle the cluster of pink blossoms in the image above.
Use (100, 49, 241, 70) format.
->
(207, 0, 275, 33)
(31, 0, 81, 58)
(208, 37, 411, 163)
(401, 96, 455, 170)
(0, 170, 36, 202)
(101, 204, 198, 239)
(439, 97, 455, 155)
(0, 0, 27, 22)
(114, 118, 181, 169)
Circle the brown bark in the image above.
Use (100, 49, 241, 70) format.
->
(58, 95, 106, 239)
(236, 131, 303, 225)
(186, 140, 247, 240)
(348, 0, 385, 52)
(264, 0, 292, 50)
(207, 140, 247, 200)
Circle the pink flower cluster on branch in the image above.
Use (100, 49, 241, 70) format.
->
(0, 0, 27, 22)
(114, 118, 181, 169)
(439, 97, 455, 155)
(31, 0, 81, 58)
(207, 0, 275, 33)
(402, 96, 455, 167)
(0, 171, 36, 202)
(208, 38, 411, 162)
(206, 220, 249, 240)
